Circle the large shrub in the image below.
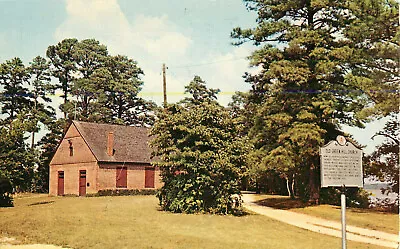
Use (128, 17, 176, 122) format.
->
(151, 76, 249, 214)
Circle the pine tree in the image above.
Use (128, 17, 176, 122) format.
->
(28, 56, 56, 148)
(46, 38, 78, 118)
(0, 57, 32, 123)
(47, 38, 156, 126)
(344, 0, 399, 118)
(231, 0, 390, 202)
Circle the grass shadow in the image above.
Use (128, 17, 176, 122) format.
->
(254, 197, 314, 210)
(233, 208, 251, 216)
(28, 201, 55, 206)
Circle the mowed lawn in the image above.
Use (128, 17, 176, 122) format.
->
(254, 195, 399, 235)
(0, 195, 391, 249)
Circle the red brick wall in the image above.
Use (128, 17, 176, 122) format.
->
(49, 124, 97, 196)
(98, 163, 162, 190)
(50, 124, 96, 166)
(49, 162, 98, 196)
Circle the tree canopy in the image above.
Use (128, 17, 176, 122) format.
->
(231, 0, 398, 203)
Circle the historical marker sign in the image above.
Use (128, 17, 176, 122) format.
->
(320, 136, 363, 188)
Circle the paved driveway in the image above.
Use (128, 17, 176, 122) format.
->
(242, 194, 399, 248)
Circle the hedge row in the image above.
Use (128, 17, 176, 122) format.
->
(86, 189, 158, 197)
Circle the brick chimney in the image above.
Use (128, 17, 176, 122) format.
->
(107, 132, 114, 156)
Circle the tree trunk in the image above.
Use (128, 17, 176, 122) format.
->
(255, 180, 260, 194)
(308, 162, 320, 204)
(31, 99, 37, 149)
(31, 131, 35, 149)
(285, 176, 292, 198)
(291, 174, 295, 199)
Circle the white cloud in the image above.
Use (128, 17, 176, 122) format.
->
(140, 67, 189, 105)
(54, 0, 257, 107)
(54, 0, 194, 106)
(55, 0, 192, 61)
(186, 45, 257, 106)
(139, 45, 258, 106)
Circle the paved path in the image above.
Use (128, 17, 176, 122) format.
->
(242, 194, 399, 248)
(0, 237, 66, 249)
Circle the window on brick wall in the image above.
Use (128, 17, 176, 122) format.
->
(68, 140, 73, 156)
(116, 167, 127, 188)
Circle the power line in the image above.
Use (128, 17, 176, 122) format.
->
(170, 56, 248, 69)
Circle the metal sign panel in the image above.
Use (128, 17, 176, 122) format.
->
(320, 138, 363, 188)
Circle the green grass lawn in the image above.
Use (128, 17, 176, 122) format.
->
(254, 194, 399, 234)
(0, 194, 390, 249)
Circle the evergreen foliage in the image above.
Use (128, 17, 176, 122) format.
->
(47, 38, 156, 126)
(27, 56, 56, 148)
(231, 0, 398, 203)
(0, 57, 32, 121)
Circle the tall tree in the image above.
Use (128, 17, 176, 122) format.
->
(344, 0, 399, 119)
(231, 0, 384, 203)
(70, 39, 108, 118)
(48, 39, 156, 126)
(150, 76, 248, 214)
(0, 57, 32, 123)
(345, 1, 399, 205)
(46, 38, 78, 118)
(99, 55, 155, 126)
(28, 56, 55, 148)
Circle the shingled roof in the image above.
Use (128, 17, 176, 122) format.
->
(72, 121, 153, 163)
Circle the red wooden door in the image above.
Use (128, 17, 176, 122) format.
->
(116, 167, 127, 188)
(79, 170, 86, 196)
(145, 167, 155, 188)
(58, 171, 64, 196)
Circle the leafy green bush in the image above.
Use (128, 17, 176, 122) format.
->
(151, 77, 248, 214)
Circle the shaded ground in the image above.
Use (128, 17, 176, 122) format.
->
(255, 196, 311, 209)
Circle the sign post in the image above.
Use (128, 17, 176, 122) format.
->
(341, 185, 346, 249)
(320, 136, 363, 249)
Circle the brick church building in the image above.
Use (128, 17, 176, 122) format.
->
(49, 121, 162, 196)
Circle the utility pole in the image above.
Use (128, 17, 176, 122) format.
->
(397, 3, 400, 249)
(162, 63, 167, 107)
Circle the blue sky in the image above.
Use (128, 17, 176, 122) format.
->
(0, 0, 258, 105)
(0, 0, 388, 153)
